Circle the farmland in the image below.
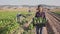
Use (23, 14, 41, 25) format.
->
(0, 10, 35, 34)
(0, 6, 60, 34)
(54, 11, 60, 14)
(0, 11, 19, 34)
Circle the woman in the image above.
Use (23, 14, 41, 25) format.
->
(33, 5, 46, 34)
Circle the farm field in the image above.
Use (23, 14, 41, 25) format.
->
(0, 8, 60, 34)
(54, 11, 60, 14)
(0, 10, 35, 34)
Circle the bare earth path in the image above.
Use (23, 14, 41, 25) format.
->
(45, 11, 60, 34)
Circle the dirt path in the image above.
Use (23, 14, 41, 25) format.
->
(22, 12, 48, 34)
(45, 11, 60, 34)
(32, 27, 48, 34)
(27, 26, 48, 34)
(23, 15, 34, 28)
(42, 27, 48, 34)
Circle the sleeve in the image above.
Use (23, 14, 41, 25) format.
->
(43, 12, 48, 22)
(42, 12, 45, 18)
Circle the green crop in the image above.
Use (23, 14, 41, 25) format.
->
(0, 10, 35, 34)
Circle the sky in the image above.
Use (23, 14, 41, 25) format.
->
(0, 0, 60, 6)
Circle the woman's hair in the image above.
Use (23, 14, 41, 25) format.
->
(37, 5, 42, 10)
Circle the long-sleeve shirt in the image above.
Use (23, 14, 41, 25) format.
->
(35, 11, 45, 18)
(34, 11, 46, 26)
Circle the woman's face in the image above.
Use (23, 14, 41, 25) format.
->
(39, 7, 43, 12)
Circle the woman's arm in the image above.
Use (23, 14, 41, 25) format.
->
(42, 12, 45, 18)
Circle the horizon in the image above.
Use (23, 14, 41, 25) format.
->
(0, 0, 60, 6)
(0, 4, 60, 7)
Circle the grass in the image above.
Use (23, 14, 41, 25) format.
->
(54, 11, 60, 14)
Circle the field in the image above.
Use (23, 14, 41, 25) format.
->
(0, 10, 35, 34)
(0, 7, 60, 34)
(54, 11, 60, 14)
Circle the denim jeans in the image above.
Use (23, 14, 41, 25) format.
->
(36, 26, 43, 34)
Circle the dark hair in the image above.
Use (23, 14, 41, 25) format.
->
(37, 5, 42, 10)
